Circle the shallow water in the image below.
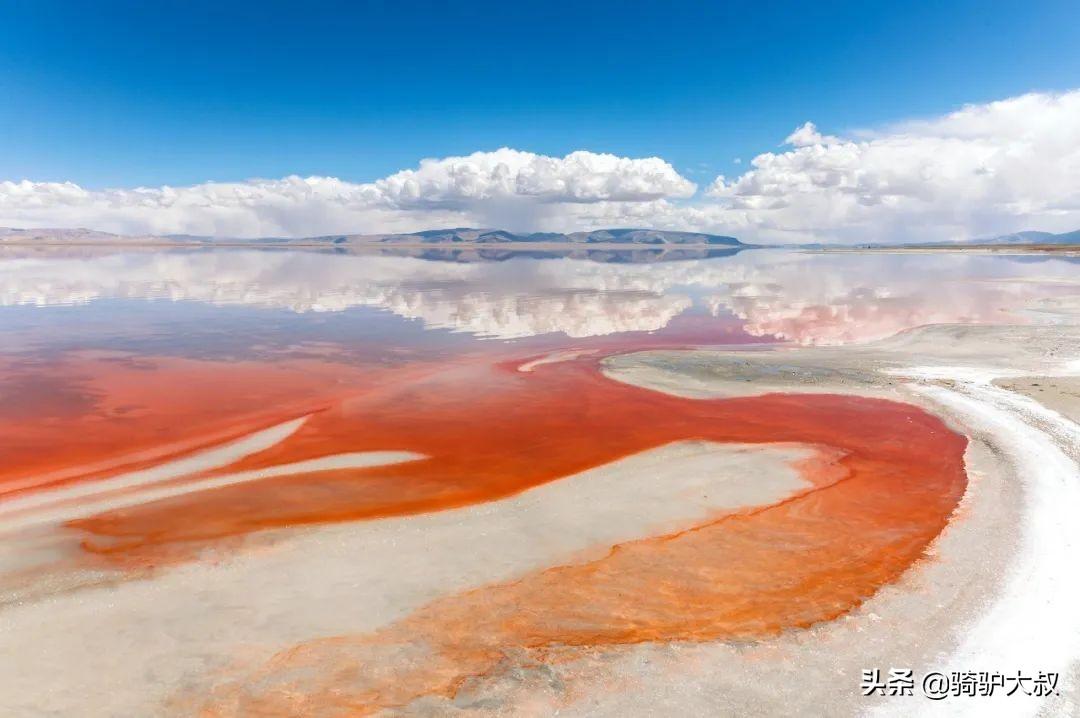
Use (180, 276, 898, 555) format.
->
(0, 247, 1076, 715)
(2, 247, 1072, 496)
(2, 247, 1076, 351)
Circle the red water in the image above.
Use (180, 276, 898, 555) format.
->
(1, 334, 967, 714)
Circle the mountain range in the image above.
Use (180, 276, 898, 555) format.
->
(1, 226, 1078, 248)
(0, 227, 745, 247)
(969, 229, 1080, 245)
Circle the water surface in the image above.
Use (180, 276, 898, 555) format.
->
(1, 246, 1076, 714)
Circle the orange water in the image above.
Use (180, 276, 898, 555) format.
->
(0, 345, 967, 713)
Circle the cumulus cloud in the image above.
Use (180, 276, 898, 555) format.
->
(3, 90, 1080, 243)
(0, 150, 695, 239)
(374, 148, 696, 208)
(707, 90, 1080, 243)
(783, 122, 841, 148)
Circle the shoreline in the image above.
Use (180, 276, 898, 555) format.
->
(2, 239, 1078, 255)
(0, 239, 751, 250)
(812, 244, 1079, 254)
(602, 322, 1080, 716)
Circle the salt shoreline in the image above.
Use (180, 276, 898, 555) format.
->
(603, 322, 1080, 716)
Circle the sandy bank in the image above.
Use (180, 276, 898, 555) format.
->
(994, 375, 1080, 425)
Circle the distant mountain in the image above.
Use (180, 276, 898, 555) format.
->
(827, 228, 1080, 250)
(969, 229, 1080, 245)
(0, 227, 166, 243)
(568, 229, 742, 246)
(0, 227, 747, 247)
(316, 228, 745, 247)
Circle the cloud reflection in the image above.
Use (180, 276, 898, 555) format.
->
(0, 250, 1075, 344)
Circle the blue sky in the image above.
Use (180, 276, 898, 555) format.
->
(2, 0, 1079, 189)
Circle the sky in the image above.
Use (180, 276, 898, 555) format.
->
(2, 0, 1079, 243)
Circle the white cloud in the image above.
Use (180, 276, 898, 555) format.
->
(783, 122, 841, 148)
(374, 148, 696, 207)
(3, 90, 1080, 243)
(0, 150, 695, 239)
(0, 176, 457, 239)
(707, 90, 1080, 243)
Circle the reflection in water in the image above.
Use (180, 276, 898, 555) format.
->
(0, 248, 1077, 345)
(369, 245, 746, 263)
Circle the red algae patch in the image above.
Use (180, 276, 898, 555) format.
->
(60, 354, 964, 570)
(191, 381, 967, 715)
(1, 345, 969, 715)
(0, 352, 381, 498)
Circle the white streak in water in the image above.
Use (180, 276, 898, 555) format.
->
(0, 451, 426, 533)
(517, 349, 595, 372)
(0, 415, 425, 532)
(1, 417, 309, 514)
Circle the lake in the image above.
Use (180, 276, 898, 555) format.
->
(1, 246, 1078, 716)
